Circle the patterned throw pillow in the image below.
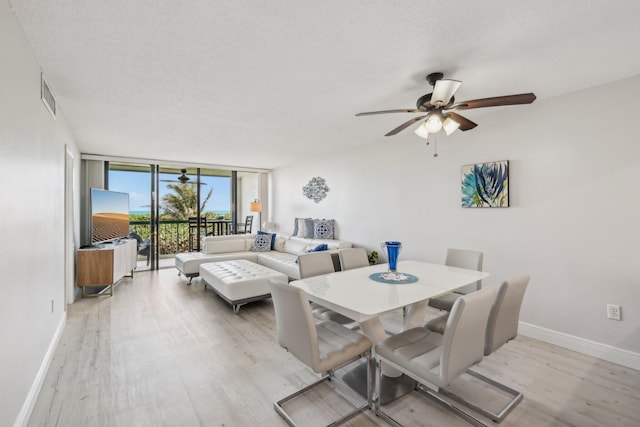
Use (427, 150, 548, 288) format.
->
(253, 234, 272, 252)
(257, 230, 276, 250)
(313, 218, 335, 239)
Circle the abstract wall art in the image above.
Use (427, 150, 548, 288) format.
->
(303, 176, 329, 203)
(461, 160, 509, 208)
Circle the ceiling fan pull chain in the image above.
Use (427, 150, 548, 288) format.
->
(433, 135, 438, 157)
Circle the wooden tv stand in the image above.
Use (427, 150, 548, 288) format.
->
(77, 239, 137, 297)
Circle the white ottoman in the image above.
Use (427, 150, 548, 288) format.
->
(200, 259, 287, 313)
(175, 252, 216, 282)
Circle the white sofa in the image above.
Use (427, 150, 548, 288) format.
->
(175, 233, 353, 282)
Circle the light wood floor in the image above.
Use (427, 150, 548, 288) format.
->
(28, 268, 640, 427)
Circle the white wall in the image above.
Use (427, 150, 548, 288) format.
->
(0, 2, 80, 425)
(237, 172, 261, 232)
(271, 75, 640, 357)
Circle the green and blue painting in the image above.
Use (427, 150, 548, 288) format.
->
(461, 160, 509, 208)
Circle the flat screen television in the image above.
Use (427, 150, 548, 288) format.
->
(91, 188, 130, 244)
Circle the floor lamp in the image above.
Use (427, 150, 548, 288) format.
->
(250, 199, 262, 232)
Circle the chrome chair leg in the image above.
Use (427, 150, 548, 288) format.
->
(274, 353, 372, 427)
(439, 369, 523, 423)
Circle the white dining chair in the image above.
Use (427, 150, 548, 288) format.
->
(428, 248, 484, 311)
(374, 286, 496, 426)
(338, 247, 369, 271)
(425, 274, 530, 422)
(298, 252, 355, 325)
(297, 251, 335, 278)
(269, 279, 372, 426)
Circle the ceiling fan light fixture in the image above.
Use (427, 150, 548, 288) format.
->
(443, 117, 461, 135)
(414, 123, 430, 139)
(424, 114, 443, 133)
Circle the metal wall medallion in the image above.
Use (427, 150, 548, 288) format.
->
(303, 177, 329, 203)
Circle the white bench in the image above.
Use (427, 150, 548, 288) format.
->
(200, 259, 287, 313)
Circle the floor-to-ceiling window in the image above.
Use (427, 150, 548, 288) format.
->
(107, 162, 241, 270)
(107, 163, 154, 270)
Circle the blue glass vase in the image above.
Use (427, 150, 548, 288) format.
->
(380, 241, 402, 273)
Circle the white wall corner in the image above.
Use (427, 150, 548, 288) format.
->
(13, 314, 66, 427)
(518, 322, 640, 371)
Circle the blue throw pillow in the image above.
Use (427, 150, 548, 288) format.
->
(257, 230, 276, 250)
(309, 243, 328, 252)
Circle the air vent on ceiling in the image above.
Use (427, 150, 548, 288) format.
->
(41, 73, 56, 118)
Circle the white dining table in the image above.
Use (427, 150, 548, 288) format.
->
(289, 259, 490, 402)
(290, 259, 490, 343)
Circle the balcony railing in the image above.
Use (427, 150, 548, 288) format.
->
(130, 219, 233, 255)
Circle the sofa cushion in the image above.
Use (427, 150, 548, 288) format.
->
(274, 236, 286, 252)
(289, 236, 347, 248)
(313, 218, 335, 239)
(283, 238, 309, 255)
(257, 251, 301, 280)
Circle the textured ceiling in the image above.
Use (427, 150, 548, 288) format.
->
(8, 0, 640, 169)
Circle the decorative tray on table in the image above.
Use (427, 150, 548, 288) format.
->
(369, 272, 419, 284)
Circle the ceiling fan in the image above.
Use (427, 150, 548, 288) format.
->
(160, 169, 207, 185)
(356, 72, 536, 139)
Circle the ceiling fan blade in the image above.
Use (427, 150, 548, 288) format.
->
(446, 112, 477, 131)
(430, 79, 461, 106)
(159, 179, 207, 185)
(449, 93, 536, 110)
(385, 115, 428, 136)
(356, 109, 421, 116)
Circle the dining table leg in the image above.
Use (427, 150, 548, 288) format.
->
(341, 315, 415, 405)
(358, 301, 432, 405)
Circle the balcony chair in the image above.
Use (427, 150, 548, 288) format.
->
(425, 274, 530, 423)
(129, 231, 150, 266)
(297, 252, 355, 325)
(235, 215, 253, 234)
(268, 279, 372, 427)
(428, 248, 484, 312)
(188, 216, 208, 251)
(374, 286, 496, 427)
(338, 247, 369, 271)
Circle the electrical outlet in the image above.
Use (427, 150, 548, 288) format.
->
(607, 304, 621, 321)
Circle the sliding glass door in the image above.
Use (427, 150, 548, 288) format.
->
(108, 163, 237, 270)
(107, 163, 154, 270)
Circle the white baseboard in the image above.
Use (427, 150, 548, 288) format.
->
(14, 313, 67, 427)
(519, 322, 640, 371)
